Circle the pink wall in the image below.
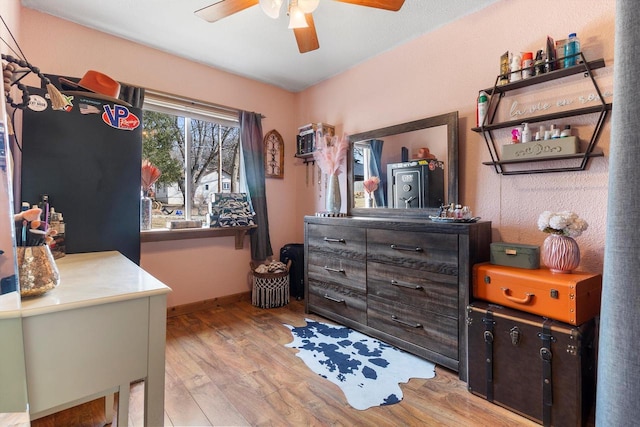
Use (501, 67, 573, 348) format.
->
(296, 0, 614, 274)
(3, 0, 615, 307)
(5, 2, 301, 307)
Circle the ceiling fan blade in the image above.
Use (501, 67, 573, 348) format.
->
(294, 14, 320, 54)
(332, 0, 405, 11)
(195, 0, 259, 23)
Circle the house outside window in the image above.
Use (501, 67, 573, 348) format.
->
(142, 91, 242, 229)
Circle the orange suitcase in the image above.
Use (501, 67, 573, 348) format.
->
(473, 263, 602, 325)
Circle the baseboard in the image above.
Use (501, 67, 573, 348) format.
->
(166, 291, 251, 318)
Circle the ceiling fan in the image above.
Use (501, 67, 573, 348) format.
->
(195, 0, 405, 54)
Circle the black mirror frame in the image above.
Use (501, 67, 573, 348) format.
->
(347, 111, 458, 218)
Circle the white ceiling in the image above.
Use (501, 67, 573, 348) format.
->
(21, 0, 498, 92)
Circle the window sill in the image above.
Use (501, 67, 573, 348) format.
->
(140, 225, 257, 249)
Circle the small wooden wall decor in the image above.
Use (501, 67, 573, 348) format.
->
(264, 129, 284, 179)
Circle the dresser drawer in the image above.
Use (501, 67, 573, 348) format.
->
(308, 280, 366, 324)
(367, 296, 458, 360)
(307, 224, 366, 262)
(368, 261, 458, 317)
(308, 253, 366, 291)
(367, 229, 459, 275)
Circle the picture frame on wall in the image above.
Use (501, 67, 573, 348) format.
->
(264, 129, 284, 179)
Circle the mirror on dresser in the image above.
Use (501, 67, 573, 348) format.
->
(347, 111, 458, 218)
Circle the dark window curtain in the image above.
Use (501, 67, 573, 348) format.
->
(368, 139, 386, 207)
(239, 110, 273, 261)
(119, 84, 145, 108)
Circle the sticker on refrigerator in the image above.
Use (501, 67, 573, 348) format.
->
(102, 105, 140, 131)
(79, 103, 101, 115)
(27, 95, 48, 112)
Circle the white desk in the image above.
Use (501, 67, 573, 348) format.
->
(0, 291, 28, 415)
(20, 251, 171, 426)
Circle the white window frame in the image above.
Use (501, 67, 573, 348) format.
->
(142, 90, 242, 223)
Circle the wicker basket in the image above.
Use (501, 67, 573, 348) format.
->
(250, 260, 291, 309)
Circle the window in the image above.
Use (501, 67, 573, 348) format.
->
(142, 91, 241, 229)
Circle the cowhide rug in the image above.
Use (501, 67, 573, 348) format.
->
(284, 318, 436, 410)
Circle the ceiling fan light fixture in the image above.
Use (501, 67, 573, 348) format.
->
(288, 5, 308, 29)
(297, 0, 319, 14)
(259, 0, 283, 19)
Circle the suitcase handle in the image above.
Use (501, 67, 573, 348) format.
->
(500, 287, 534, 304)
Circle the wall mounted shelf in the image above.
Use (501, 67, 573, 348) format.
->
(478, 58, 606, 95)
(141, 225, 256, 249)
(472, 54, 611, 175)
(295, 152, 315, 164)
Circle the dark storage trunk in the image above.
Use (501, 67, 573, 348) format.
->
(280, 243, 305, 299)
(467, 301, 597, 426)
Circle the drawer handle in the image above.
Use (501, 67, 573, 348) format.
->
(390, 279, 423, 291)
(391, 315, 422, 329)
(324, 266, 346, 274)
(324, 237, 346, 244)
(390, 244, 423, 252)
(323, 294, 345, 303)
(501, 287, 534, 304)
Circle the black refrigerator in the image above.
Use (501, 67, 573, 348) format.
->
(21, 87, 142, 264)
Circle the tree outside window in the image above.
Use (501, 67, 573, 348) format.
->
(142, 109, 240, 228)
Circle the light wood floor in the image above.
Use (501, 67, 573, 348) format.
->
(32, 299, 547, 426)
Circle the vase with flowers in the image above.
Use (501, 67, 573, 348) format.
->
(537, 210, 588, 273)
(313, 132, 349, 215)
(363, 176, 380, 208)
(141, 160, 161, 230)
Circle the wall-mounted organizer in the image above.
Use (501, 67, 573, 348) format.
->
(295, 122, 335, 164)
(471, 53, 612, 175)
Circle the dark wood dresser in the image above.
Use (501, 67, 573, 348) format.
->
(304, 216, 491, 381)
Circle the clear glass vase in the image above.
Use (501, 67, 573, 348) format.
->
(140, 194, 153, 230)
(325, 174, 341, 215)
